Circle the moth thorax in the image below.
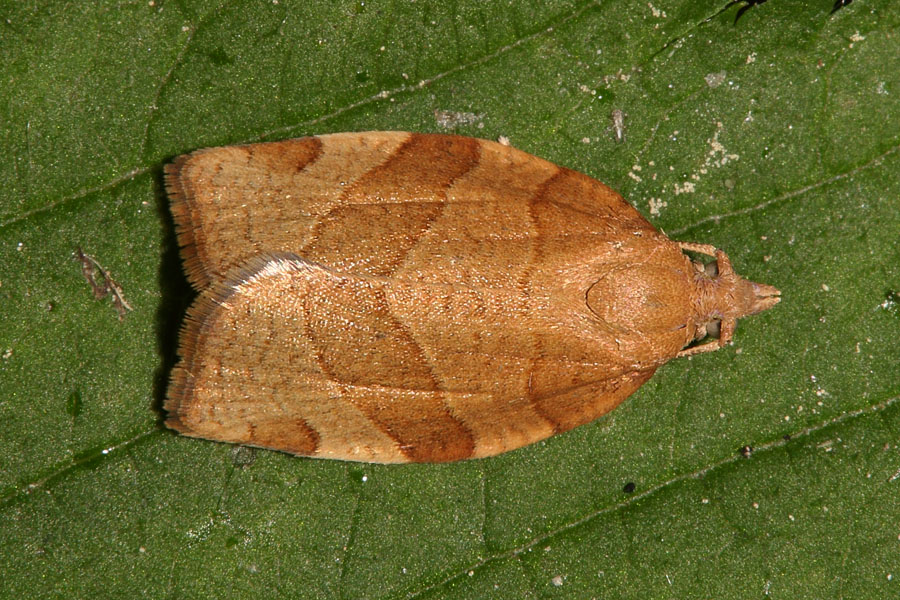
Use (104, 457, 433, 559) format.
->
(586, 264, 693, 336)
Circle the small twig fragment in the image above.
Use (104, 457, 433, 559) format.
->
(75, 247, 133, 321)
(610, 109, 627, 143)
(831, 0, 852, 14)
(889, 466, 900, 483)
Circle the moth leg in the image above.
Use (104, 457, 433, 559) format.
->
(714, 249, 734, 277)
(677, 242, 718, 258)
(679, 244, 737, 283)
(676, 317, 736, 358)
(718, 317, 736, 346)
(676, 339, 724, 358)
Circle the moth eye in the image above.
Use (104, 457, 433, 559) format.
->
(705, 319, 722, 339)
(704, 261, 719, 278)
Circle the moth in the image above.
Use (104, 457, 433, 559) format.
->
(164, 132, 780, 463)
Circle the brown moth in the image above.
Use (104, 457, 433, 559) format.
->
(163, 132, 780, 463)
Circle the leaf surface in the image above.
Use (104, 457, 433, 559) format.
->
(2, 1, 899, 598)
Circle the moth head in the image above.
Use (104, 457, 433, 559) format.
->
(692, 249, 780, 346)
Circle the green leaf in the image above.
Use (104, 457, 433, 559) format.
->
(2, 1, 898, 598)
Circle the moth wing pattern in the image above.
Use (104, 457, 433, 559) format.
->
(163, 132, 657, 288)
(165, 254, 659, 462)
